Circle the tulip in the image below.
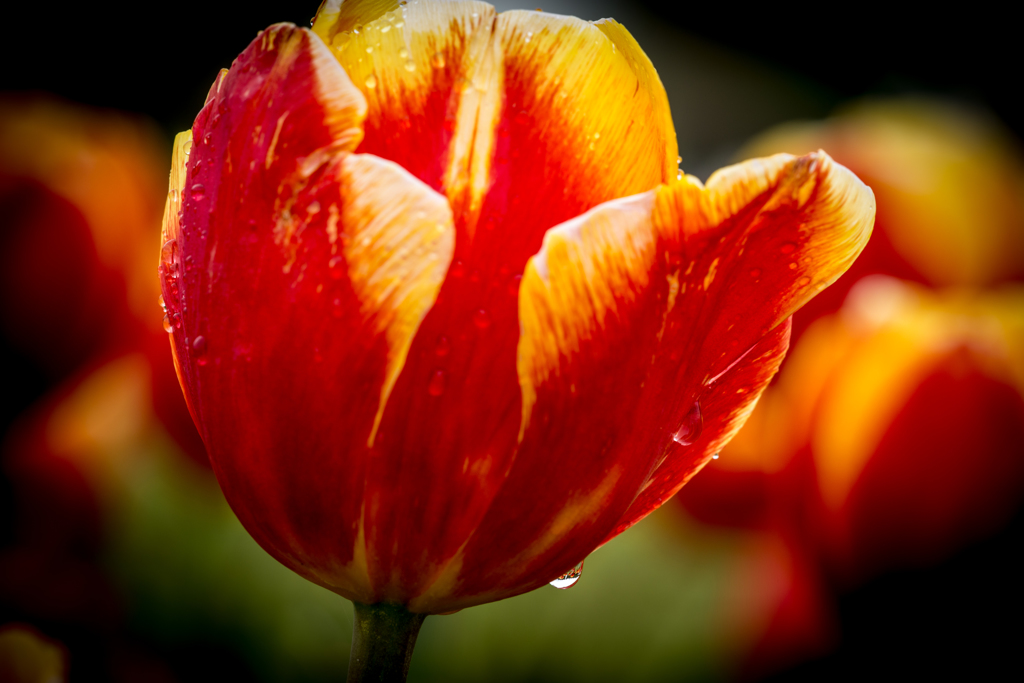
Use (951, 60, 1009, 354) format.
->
(159, 1, 873, 677)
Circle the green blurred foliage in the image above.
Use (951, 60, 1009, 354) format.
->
(99, 432, 760, 682)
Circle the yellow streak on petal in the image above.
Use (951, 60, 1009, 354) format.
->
(338, 154, 455, 444)
(162, 129, 191, 247)
(442, 8, 502, 241)
(313, 0, 403, 44)
(496, 10, 678, 193)
(518, 192, 657, 438)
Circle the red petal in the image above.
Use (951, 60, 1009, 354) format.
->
(161, 24, 454, 603)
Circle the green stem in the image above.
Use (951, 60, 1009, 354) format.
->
(347, 602, 427, 683)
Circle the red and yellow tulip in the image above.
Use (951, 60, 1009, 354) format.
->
(158, 1, 873, 665)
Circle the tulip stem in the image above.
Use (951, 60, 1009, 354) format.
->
(347, 601, 427, 683)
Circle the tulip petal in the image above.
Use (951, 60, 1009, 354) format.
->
(161, 23, 455, 603)
(427, 152, 872, 609)
(315, 5, 679, 605)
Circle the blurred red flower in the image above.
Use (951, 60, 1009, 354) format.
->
(160, 2, 873, 616)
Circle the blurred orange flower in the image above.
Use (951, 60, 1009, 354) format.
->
(678, 98, 1024, 675)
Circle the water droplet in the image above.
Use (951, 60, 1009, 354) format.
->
(514, 111, 530, 125)
(168, 188, 178, 203)
(508, 274, 522, 296)
(797, 276, 811, 287)
(788, 262, 798, 270)
(365, 73, 377, 89)
(431, 52, 446, 68)
(353, 24, 363, 34)
(550, 560, 584, 589)
(428, 369, 446, 396)
(450, 260, 465, 278)
(780, 242, 796, 254)
(162, 314, 173, 333)
(193, 335, 208, 365)
(473, 309, 491, 329)
(749, 268, 761, 278)
(183, 139, 192, 156)
(191, 183, 206, 200)
(398, 47, 409, 59)
(395, 21, 404, 28)
(712, 452, 720, 460)
(381, 24, 391, 33)
(203, 132, 212, 145)
(307, 200, 321, 214)
(673, 401, 703, 446)
(435, 335, 450, 357)
(329, 255, 344, 278)
(525, 31, 533, 43)
(366, 46, 373, 54)
(158, 295, 166, 312)
(404, 59, 415, 72)
(676, 155, 682, 166)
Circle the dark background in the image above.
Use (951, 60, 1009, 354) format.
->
(2, 1, 1021, 680)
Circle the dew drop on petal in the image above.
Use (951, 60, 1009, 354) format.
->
(365, 74, 377, 89)
(712, 452, 720, 460)
(193, 335, 208, 365)
(183, 139, 192, 156)
(428, 369, 446, 396)
(780, 242, 796, 254)
(797, 276, 811, 287)
(158, 295, 166, 312)
(190, 183, 205, 200)
(398, 47, 409, 59)
(329, 255, 344, 278)
(673, 401, 702, 446)
(435, 335, 451, 357)
(550, 560, 584, 589)
(788, 262, 798, 270)
(472, 309, 491, 329)
(404, 60, 415, 72)
(162, 314, 173, 333)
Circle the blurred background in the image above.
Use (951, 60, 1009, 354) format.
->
(2, 0, 1022, 680)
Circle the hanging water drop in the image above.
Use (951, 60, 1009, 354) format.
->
(673, 401, 702, 446)
(712, 452, 720, 460)
(550, 560, 584, 589)
(162, 314, 173, 333)
(190, 183, 205, 200)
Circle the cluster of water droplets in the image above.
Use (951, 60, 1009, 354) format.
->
(550, 560, 584, 589)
